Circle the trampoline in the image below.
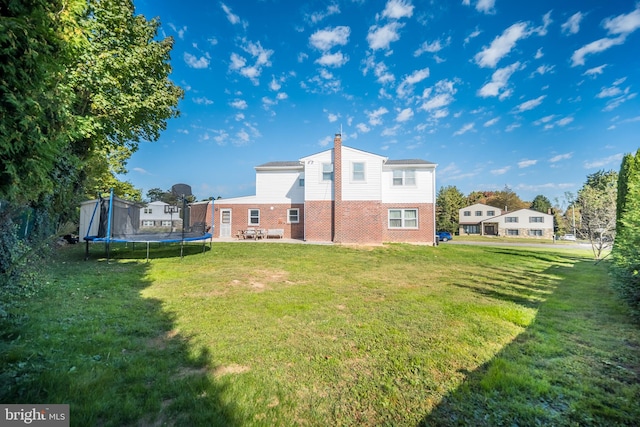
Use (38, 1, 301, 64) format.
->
(81, 188, 212, 261)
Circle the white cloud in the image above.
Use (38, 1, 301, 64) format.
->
(603, 91, 637, 112)
(318, 135, 333, 147)
(367, 22, 404, 51)
(381, 0, 414, 20)
(484, 117, 500, 127)
(420, 79, 457, 111)
(584, 153, 624, 169)
(133, 167, 151, 175)
(315, 51, 349, 67)
(168, 23, 187, 39)
(571, 6, 640, 66)
(363, 55, 396, 84)
(381, 125, 401, 136)
(395, 108, 414, 122)
(453, 122, 475, 136)
(309, 26, 350, 51)
(230, 99, 248, 109)
(193, 97, 213, 105)
(478, 61, 521, 98)
(505, 123, 521, 132)
(583, 64, 607, 77)
(308, 4, 340, 24)
(184, 52, 209, 69)
(229, 39, 274, 84)
(367, 107, 389, 126)
(464, 28, 482, 45)
(396, 67, 430, 98)
(327, 112, 339, 122)
(534, 48, 544, 59)
(491, 166, 511, 175)
(518, 159, 537, 168)
(549, 152, 573, 162)
(514, 95, 546, 112)
(476, 0, 496, 14)
(356, 123, 371, 133)
(474, 22, 530, 68)
(269, 76, 282, 91)
(276, 92, 288, 100)
(571, 36, 626, 66)
(597, 86, 624, 98)
(221, 3, 241, 25)
(414, 39, 446, 56)
(561, 12, 584, 35)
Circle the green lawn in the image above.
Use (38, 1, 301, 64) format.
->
(1, 242, 639, 426)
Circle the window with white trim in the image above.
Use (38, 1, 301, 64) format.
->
(352, 162, 365, 181)
(506, 229, 519, 236)
(463, 211, 471, 217)
(161, 220, 172, 227)
(144, 208, 152, 214)
(142, 220, 154, 227)
(388, 209, 418, 229)
(322, 163, 333, 181)
(487, 210, 495, 216)
(287, 208, 299, 223)
(505, 217, 519, 223)
(529, 216, 544, 223)
(529, 229, 543, 236)
(475, 211, 482, 216)
(248, 209, 260, 225)
(392, 169, 416, 186)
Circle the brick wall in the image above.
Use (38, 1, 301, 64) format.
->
(381, 203, 435, 244)
(212, 203, 304, 239)
(304, 200, 334, 241)
(335, 200, 383, 244)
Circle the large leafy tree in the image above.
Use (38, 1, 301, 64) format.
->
(576, 170, 618, 259)
(611, 149, 640, 317)
(0, 0, 70, 205)
(67, 0, 183, 200)
(436, 186, 466, 233)
(530, 194, 552, 213)
(485, 186, 528, 212)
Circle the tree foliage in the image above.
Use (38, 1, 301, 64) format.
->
(436, 186, 466, 233)
(530, 195, 552, 213)
(485, 186, 528, 212)
(611, 149, 640, 318)
(576, 170, 617, 259)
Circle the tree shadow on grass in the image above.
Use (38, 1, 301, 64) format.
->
(84, 240, 212, 261)
(0, 245, 242, 426)
(420, 258, 640, 426)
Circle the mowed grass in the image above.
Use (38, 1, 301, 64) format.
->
(1, 241, 639, 426)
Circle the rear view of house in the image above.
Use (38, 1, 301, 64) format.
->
(212, 134, 438, 245)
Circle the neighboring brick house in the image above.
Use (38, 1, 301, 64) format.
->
(211, 134, 438, 244)
(459, 204, 554, 239)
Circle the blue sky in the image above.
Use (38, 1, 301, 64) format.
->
(126, 0, 640, 205)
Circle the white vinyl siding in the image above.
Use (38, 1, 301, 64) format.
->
(301, 150, 334, 201)
(381, 167, 434, 203)
(255, 169, 305, 203)
(529, 216, 544, 223)
(341, 148, 385, 201)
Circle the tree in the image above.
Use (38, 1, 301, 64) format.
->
(0, 0, 70, 205)
(530, 195, 552, 213)
(485, 186, 528, 211)
(576, 170, 617, 259)
(67, 0, 183, 201)
(611, 149, 640, 317)
(436, 186, 466, 233)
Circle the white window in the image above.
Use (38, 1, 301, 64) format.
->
(463, 211, 471, 217)
(507, 229, 519, 236)
(142, 220, 154, 227)
(352, 162, 365, 181)
(487, 210, 495, 216)
(161, 220, 172, 227)
(248, 209, 260, 225)
(322, 163, 333, 181)
(288, 208, 299, 223)
(529, 216, 544, 223)
(388, 209, 418, 229)
(505, 217, 519, 223)
(392, 169, 416, 186)
(529, 229, 543, 236)
(144, 208, 152, 214)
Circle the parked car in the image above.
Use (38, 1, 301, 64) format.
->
(436, 231, 453, 242)
(560, 234, 576, 241)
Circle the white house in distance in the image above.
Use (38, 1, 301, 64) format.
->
(459, 203, 554, 239)
(212, 134, 438, 245)
(140, 200, 182, 230)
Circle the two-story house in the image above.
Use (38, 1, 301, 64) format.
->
(211, 134, 438, 244)
(459, 203, 554, 239)
(140, 201, 182, 230)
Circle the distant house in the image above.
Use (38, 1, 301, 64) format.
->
(459, 204, 554, 239)
(140, 201, 182, 230)
(211, 134, 438, 245)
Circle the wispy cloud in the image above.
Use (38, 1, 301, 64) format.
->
(491, 166, 511, 175)
(561, 11, 584, 35)
(584, 153, 623, 169)
(307, 4, 340, 24)
(381, 0, 414, 20)
(514, 95, 546, 113)
(453, 122, 475, 136)
(193, 97, 213, 105)
(549, 152, 573, 163)
(395, 108, 414, 122)
(309, 26, 350, 51)
(367, 21, 404, 51)
(184, 52, 210, 69)
(229, 39, 274, 84)
(478, 61, 521, 98)
(518, 159, 537, 168)
(474, 22, 529, 68)
(367, 107, 389, 126)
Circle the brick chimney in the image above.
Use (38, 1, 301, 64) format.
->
(333, 133, 342, 242)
